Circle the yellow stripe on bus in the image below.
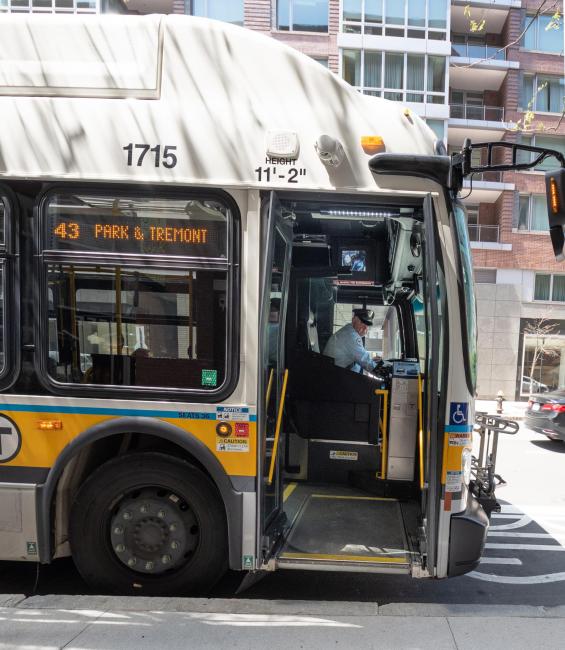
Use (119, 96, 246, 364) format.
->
(279, 552, 409, 564)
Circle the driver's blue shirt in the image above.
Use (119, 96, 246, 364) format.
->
(323, 323, 376, 373)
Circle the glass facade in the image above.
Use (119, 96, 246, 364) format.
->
(518, 195, 550, 232)
(278, 0, 328, 32)
(523, 13, 563, 54)
(342, 0, 447, 38)
(190, 0, 244, 25)
(522, 74, 565, 113)
(342, 50, 446, 102)
(0, 0, 97, 10)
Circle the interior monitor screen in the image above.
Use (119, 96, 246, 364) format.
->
(341, 249, 367, 273)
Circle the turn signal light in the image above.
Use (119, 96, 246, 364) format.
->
(37, 420, 63, 430)
(361, 135, 385, 155)
(550, 177, 560, 214)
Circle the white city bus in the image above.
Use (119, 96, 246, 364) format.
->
(0, 13, 528, 595)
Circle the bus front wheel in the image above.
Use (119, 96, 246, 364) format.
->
(69, 452, 228, 595)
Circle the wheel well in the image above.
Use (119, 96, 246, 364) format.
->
(51, 432, 224, 559)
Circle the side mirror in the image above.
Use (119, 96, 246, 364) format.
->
(545, 168, 565, 261)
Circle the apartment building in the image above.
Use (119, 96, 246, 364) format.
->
(0, 0, 123, 14)
(7, 0, 565, 399)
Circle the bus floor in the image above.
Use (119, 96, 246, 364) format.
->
(276, 481, 420, 574)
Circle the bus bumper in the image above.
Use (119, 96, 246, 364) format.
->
(447, 494, 489, 577)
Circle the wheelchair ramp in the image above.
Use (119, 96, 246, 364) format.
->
(277, 491, 412, 573)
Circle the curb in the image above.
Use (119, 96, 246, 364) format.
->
(2, 594, 565, 619)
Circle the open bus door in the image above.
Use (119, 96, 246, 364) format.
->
(257, 192, 293, 564)
(420, 193, 445, 577)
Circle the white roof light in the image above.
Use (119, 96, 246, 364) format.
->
(265, 131, 300, 158)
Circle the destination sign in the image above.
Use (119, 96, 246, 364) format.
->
(45, 213, 227, 258)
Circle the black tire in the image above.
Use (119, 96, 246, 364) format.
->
(69, 452, 228, 596)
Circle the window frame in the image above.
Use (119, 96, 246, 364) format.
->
(276, 0, 329, 33)
(521, 73, 565, 113)
(341, 0, 448, 40)
(341, 48, 447, 103)
(522, 13, 563, 54)
(0, 186, 19, 391)
(186, 0, 244, 26)
(533, 273, 565, 303)
(34, 184, 240, 403)
(452, 200, 478, 393)
(517, 193, 550, 233)
(0, 0, 98, 12)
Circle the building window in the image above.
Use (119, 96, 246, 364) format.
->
(474, 269, 496, 284)
(534, 274, 565, 302)
(425, 119, 445, 142)
(277, 0, 328, 33)
(520, 331, 564, 395)
(518, 135, 565, 171)
(451, 33, 505, 60)
(342, 49, 446, 103)
(518, 195, 549, 232)
(188, 0, 244, 26)
(0, 0, 97, 11)
(522, 74, 565, 113)
(522, 13, 563, 53)
(342, 0, 447, 39)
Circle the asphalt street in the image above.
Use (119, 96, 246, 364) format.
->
(0, 421, 563, 607)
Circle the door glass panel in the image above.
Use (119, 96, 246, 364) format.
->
(261, 224, 290, 527)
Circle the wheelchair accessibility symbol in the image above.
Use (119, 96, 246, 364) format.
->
(449, 402, 468, 426)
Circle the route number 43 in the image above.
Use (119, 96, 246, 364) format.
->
(123, 143, 178, 168)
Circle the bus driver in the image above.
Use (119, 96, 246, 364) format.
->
(323, 308, 380, 374)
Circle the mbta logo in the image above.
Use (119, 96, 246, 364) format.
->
(0, 415, 21, 463)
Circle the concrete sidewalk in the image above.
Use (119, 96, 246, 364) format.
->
(0, 594, 564, 649)
(475, 399, 527, 421)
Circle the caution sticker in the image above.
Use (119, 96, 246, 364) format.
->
(448, 432, 472, 447)
(329, 450, 358, 461)
(216, 437, 249, 452)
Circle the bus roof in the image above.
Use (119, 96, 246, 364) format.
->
(0, 14, 437, 192)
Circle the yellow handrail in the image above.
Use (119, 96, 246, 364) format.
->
(265, 368, 274, 407)
(418, 373, 425, 490)
(267, 368, 289, 486)
(375, 389, 389, 480)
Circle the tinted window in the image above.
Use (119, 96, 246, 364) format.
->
(454, 205, 477, 390)
(47, 266, 228, 391)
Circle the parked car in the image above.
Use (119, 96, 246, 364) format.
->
(525, 389, 565, 442)
(521, 375, 549, 394)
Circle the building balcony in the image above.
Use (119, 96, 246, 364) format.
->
(461, 173, 515, 203)
(450, 104, 504, 121)
(449, 47, 519, 92)
(468, 224, 500, 243)
(448, 104, 508, 143)
(469, 221, 514, 251)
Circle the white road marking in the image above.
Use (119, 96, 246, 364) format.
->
(485, 543, 565, 551)
(479, 557, 522, 566)
(491, 513, 525, 519)
(468, 571, 565, 584)
(489, 515, 533, 531)
(487, 531, 554, 539)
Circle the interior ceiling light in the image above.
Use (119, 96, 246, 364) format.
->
(311, 209, 398, 221)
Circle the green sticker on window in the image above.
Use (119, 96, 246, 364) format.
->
(201, 369, 218, 387)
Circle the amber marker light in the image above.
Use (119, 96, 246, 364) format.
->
(361, 135, 385, 155)
(37, 420, 63, 430)
(216, 421, 232, 437)
(550, 177, 560, 214)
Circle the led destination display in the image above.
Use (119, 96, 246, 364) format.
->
(45, 213, 227, 258)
